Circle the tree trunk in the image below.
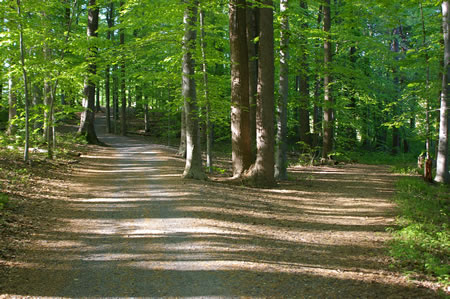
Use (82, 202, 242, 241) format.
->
(298, 0, 311, 147)
(182, 0, 206, 180)
(120, 1, 127, 136)
(16, 0, 30, 162)
(247, 2, 258, 161)
(6, 75, 17, 136)
(230, 0, 252, 177)
(344, 46, 357, 148)
(245, 0, 275, 187)
(96, 84, 100, 112)
(105, 2, 114, 134)
(275, 0, 289, 180)
(78, 0, 100, 144)
(144, 95, 150, 133)
(322, 0, 333, 160)
(199, 8, 213, 173)
(32, 84, 43, 130)
(177, 106, 187, 157)
(113, 64, 119, 134)
(435, 0, 450, 184)
(312, 5, 323, 148)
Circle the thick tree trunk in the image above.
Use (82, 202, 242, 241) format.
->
(7, 76, 17, 136)
(435, 1, 450, 183)
(322, 0, 333, 160)
(120, 1, 127, 136)
(78, 0, 100, 144)
(199, 8, 213, 173)
(245, 0, 275, 187)
(275, 0, 289, 180)
(247, 3, 258, 161)
(230, 0, 252, 177)
(182, 0, 206, 180)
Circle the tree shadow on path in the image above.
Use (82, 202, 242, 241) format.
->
(1, 118, 441, 298)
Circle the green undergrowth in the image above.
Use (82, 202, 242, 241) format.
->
(347, 151, 418, 167)
(0, 131, 88, 160)
(389, 177, 450, 286)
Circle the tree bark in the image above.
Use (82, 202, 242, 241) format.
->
(230, 0, 252, 177)
(435, 0, 450, 183)
(322, 0, 333, 160)
(245, 0, 275, 187)
(275, 0, 289, 180)
(78, 0, 100, 144)
(120, 1, 127, 136)
(182, 0, 206, 180)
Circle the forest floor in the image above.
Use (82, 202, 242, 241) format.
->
(0, 116, 446, 298)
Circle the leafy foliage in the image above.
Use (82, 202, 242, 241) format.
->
(389, 177, 450, 285)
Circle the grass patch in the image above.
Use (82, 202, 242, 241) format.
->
(389, 177, 450, 286)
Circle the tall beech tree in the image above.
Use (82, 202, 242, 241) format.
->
(436, 0, 449, 184)
(245, 0, 275, 187)
(78, 0, 100, 144)
(230, 0, 252, 178)
(181, 0, 206, 180)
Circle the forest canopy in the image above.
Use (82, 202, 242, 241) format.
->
(0, 0, 449, 184)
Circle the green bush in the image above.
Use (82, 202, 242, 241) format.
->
(389, 177, 450, 285)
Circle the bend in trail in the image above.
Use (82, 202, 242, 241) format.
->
(1, 117, 439, 298)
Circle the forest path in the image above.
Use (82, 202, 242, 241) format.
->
(1, 117, 439, 298)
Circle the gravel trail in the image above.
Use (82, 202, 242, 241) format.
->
(0, 117, 441, 298)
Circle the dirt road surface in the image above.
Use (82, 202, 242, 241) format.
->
(0, 118, 440, 298)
